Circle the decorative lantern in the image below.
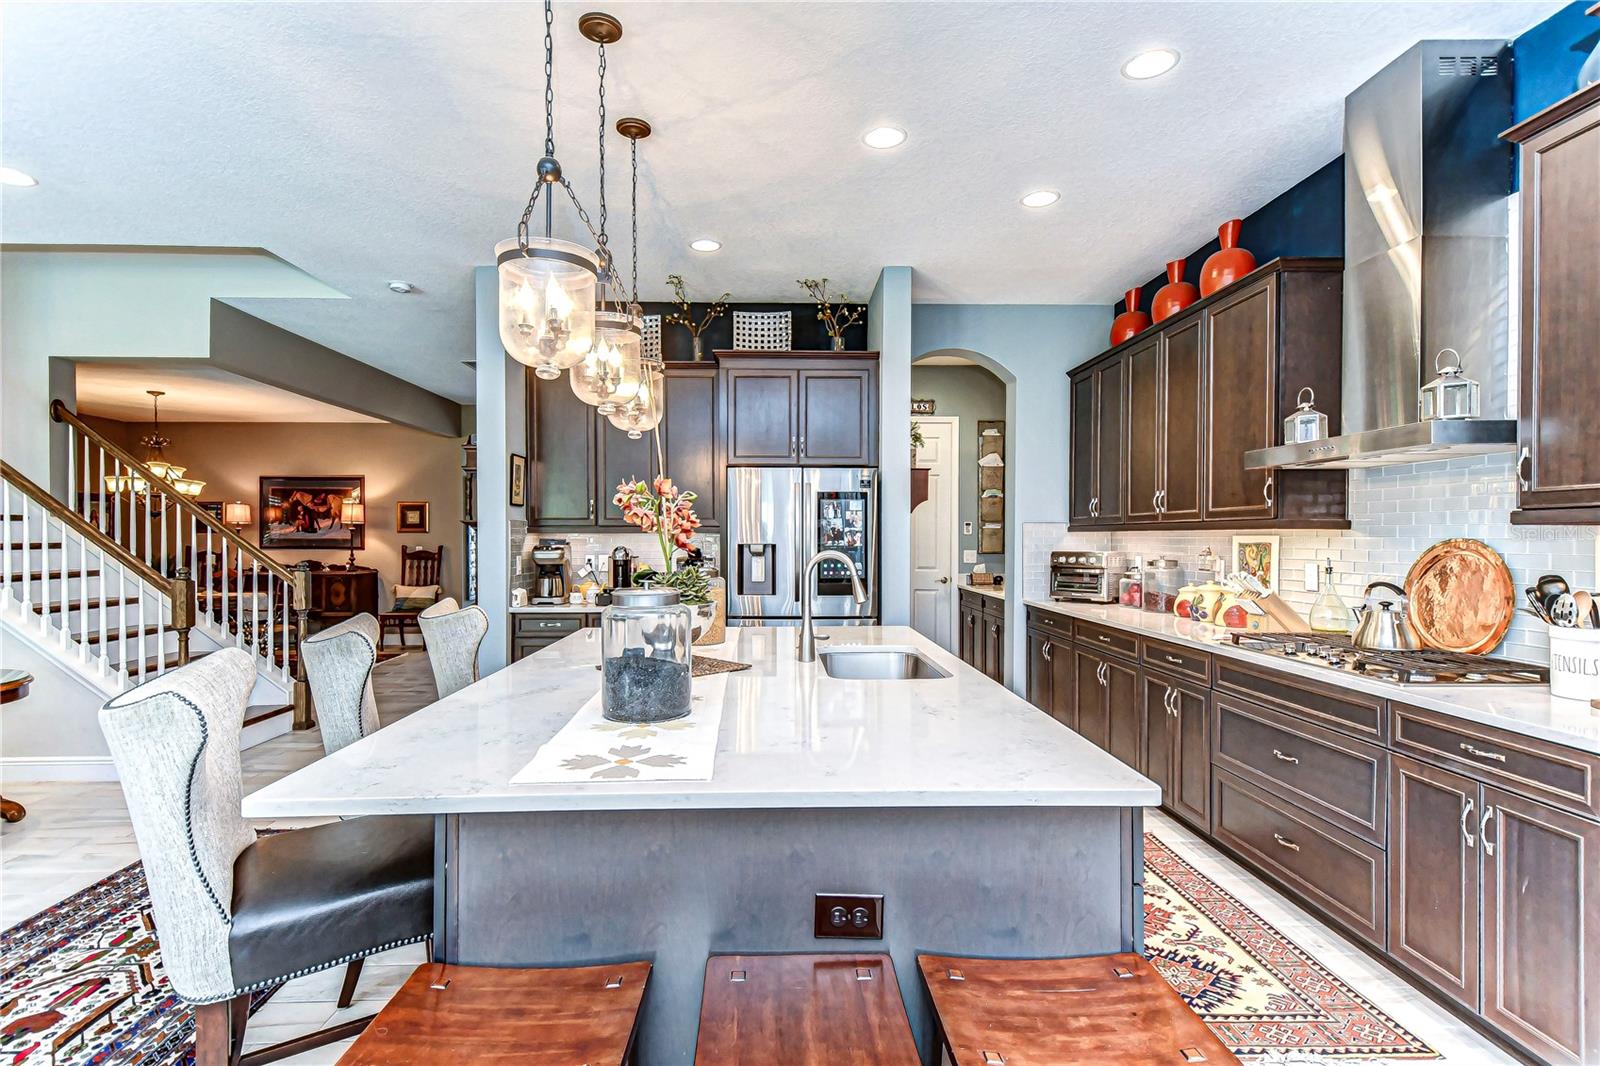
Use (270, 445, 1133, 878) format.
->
(607, 357, 664, 439)
(1283, 386, 1329, 444)
(571, 309, 644, 413)
(1419, 348, 1481, 421)
(496, 237, 599, 379)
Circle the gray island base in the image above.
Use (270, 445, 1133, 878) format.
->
(243, 627, 1159, 1064)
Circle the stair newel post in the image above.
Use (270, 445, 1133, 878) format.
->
(171, 567, 195, 666)
(292, 560, 314, 730)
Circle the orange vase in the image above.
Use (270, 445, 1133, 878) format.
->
(1199, 218, 1257, 297)
(1109, 287, 1151, 346)
(1151, 260, 1198, 323)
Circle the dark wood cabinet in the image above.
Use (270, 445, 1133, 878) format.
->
(1026, 629, 1052, 711)
(1072, 645, 1110, 750)
(1144, 671, 1210, 832)
(1504, 83, 1600, 524)
(719, 353, 878, 467)
(308, 567, 380, 627)
(528, 364, 722, 532)
(959, 597, 980, 668)
(511, 612, 599, 662)
(959, 589, 1004, 683)
(981, 609, 1004, 684)
(1067, 259, 1347, 532)
(1104, 656, 1140, 769)
(1388, 754, 1480, 1010)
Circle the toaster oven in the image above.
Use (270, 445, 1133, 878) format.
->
(1049, 551, 1125, 604)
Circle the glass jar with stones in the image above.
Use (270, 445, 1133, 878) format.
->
(601, 586, 694, 723)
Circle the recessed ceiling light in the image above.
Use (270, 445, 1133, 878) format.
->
(690, 238, 721, 253)
(1020, 190, 1061, 209)
(1121, 48, 1180, 80)
(388, 280, 416, 294)
(0, 166, 38, 188)
(862, 126, 907, 150)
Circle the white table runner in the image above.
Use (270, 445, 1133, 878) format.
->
(511, 673, 728, 784)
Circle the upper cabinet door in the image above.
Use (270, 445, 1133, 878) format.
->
(662, 366, 721, 528)
(529, 370, 597, 527)
(1510, 92, 1600, 519)
(1093, 356, 1126, 524)
(1203, 276, 1277, 521)
(724, 369, 798, 464)
(799, 368, 877, 465)
(1125, 337, 1163, 524)
(596, 418, 658, 527)
(1160, 317, 1205, 522)
(1069, 371, 1098, 525)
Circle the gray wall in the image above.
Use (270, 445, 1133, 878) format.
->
(910, 363, 1007, 575)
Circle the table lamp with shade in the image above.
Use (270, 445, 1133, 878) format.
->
(340, 496, 365, 570)
(223, 501, 252, 535)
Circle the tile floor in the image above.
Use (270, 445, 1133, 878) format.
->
(2, 654, 1514, 1064)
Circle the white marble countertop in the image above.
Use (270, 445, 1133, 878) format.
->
(243, 625, 1159, 817)
(510, 603, 602, 614)
(1025, 598, 1600, 755)
(961, 583, 1006, 603)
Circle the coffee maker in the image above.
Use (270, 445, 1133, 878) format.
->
(529, 545, 570, 606)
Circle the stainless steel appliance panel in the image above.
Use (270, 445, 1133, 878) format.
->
(803, 468, 878, 620)
(726, 467, 802, 623)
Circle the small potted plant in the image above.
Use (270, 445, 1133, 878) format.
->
(799, 278, 865, 351)
(613, 475, 718, 638)
(664, 274, 730, 362)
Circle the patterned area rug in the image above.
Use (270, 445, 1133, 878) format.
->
(1145, 834, 1436, 1059)
(0, 861, 267, 1065)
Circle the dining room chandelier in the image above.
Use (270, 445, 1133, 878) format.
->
(496, 1, 627, 381)
(103, 390, 205, 501)
(606, 118, 664, 440)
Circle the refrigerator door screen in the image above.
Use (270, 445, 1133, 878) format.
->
(815, 490, 869, 595)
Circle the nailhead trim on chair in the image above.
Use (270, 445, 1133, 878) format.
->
(302, 627, 378, 739)
(201, 933, 434, 1004)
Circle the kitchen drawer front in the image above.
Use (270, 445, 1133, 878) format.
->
(1142, 638, 1211, 686)
(1075, 621, 1139, 660)
(1215, 658, 1385, 743)
(513, 614, 586, 637)
(1392, 701, 1600, 820)
(1213, 768, 1387, 949)
(1214, 694, 1388, 846)
(1024, 607, 1072, 642)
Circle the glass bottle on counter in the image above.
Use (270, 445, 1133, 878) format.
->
(1309, 557, 1353, 633)
(1118, 555, 1144, 608)
(1143, 557, 1184, 613)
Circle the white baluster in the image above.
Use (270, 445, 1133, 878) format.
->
(2, 480, 12, 607)
(21, 497, 34, 618)
(116, 568, 129, 680)
(112, 459, 123, 549)
(250, 558, 260, 659)
(76, 527, 89, 663)
(265, 570, 276, 675)
(221, 538, 232, 649)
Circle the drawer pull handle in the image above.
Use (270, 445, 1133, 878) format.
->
(1459, 742, 1507, 763)
(1460, 796, 1476, 847)
(1272, 833, 1300, 852)
(1097, 634, 1111, 644)
(1164, 654, 1184, 666)
(1271, 749, 1299, 764)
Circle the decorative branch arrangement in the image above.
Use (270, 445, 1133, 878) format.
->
(664, 274, 730, 339)
(798, 278, 865, 348)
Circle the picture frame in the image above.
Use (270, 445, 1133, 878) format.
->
(197, 500, 225, 522)
(397, 500, 430, 533)
(509, 453, 527, 507)
(258, 476, 365, 551)
(1230, 534, 1281, 593)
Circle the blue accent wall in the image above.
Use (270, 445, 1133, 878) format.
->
(1513, 1, 1598, 121)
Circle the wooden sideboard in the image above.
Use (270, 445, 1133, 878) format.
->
(308, 566, 380, 628)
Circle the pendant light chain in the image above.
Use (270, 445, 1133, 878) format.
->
(630, 133, 639, 305)
(543, 0, 556, 158)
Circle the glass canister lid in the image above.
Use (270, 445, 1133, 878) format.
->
(611, 586, 681, 607)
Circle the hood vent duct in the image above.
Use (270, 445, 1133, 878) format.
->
(1245, 40, 1518, 471)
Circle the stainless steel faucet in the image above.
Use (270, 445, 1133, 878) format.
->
(798, 549, 868, 663)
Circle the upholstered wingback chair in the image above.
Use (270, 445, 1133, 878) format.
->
(301, 612, 380, 755)
(417, 596, 488, 699)
(100, 649, 434, 1063)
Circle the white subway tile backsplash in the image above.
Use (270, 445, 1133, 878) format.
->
(1024, 454, 1597, 665)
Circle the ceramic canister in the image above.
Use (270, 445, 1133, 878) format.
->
(1549, 627, 1600, 701)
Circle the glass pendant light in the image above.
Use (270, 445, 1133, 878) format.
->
(604, 116, 660, 439)
(496, 2, 617, 379)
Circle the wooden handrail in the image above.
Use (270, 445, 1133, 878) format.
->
(2, 458, 173, 591)
(50, 400, 301, 597)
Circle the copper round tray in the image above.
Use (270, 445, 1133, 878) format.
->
(1404, 538, 1515, 655)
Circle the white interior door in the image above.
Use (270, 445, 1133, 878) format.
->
(909, 417, 958, 649)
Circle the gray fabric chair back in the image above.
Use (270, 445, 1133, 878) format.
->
(417, 596, 488, 698)
(301, 612, 380, 755)
(99, 649, 259, 1004)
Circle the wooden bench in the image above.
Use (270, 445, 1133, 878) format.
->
(338, 960, 649, 1065)
(694, 953, 920, 1065)
(918, 952, 1239, 1066)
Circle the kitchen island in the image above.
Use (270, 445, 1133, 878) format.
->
(244, 626, 1158, 1063)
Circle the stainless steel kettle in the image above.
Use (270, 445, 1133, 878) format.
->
(1351, 581, 1421, 651)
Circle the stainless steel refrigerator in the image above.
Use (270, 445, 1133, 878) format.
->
(725, 467, 878, 626)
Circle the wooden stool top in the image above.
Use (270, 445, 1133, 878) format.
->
(338, 960, 650, 1065)
(694, 953, 920, 1066)
(918, 952, 1239, 1066)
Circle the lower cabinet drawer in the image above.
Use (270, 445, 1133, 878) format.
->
(1213, 695, 1388, 846)
(1212, 768, 1387, 949)
(1076, 621, 1139, 660)
(514, 614, 585, 637)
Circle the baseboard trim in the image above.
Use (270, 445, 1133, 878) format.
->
(1, 756, 118, 782)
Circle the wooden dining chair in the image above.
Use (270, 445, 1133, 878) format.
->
(379, 544, 443, 647)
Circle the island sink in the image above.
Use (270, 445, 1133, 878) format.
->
(818, 646, 951, 680)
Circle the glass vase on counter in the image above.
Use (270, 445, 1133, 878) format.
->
(601, 586, 693, 723)
(1143, 557, 1183, 613)
(1118, 557, 1144, 608)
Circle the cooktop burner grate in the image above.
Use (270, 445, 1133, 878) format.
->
(1225, 632, 1548, 685)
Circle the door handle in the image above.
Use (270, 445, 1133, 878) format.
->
(1460, 796, 1476, 848)
(1271, 749, 1299, 764)
(1481, 806, 1496, 857)
(799, 435, 807, 456)
(1166, 688, 1178, 716)
(588, 498, 595, 521)
(938, 576, 950, 584)
(1041, 643, 1052, 662)
(1517, 446, 1530, 491)
(1153, 491, 1160, 513)
(1272, 833, 1300, 852)
(1263, 475, 1275, 510)
(1097, 662, 1108, 687)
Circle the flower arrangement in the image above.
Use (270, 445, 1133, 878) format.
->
(612, 475, 709, 603)
(664, 274, 730, 360)
(798, 278, 865, 349)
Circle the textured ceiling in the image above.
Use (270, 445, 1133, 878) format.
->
(2, 2, 1561, 403)
(75, 363, 384, 423)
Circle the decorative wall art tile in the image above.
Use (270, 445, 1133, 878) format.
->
(732, 310, 792, 351)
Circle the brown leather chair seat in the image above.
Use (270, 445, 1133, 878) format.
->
(229, 814, 433, 991)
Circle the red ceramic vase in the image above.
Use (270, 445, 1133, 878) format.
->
(1151, 259, 1198, 323)
(1199, 218, 1257, 297)
(1109, 287, 1151, 346)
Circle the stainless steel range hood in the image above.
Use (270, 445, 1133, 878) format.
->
(1246, 41, 1518, 471)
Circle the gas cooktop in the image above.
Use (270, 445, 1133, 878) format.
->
(1226, 632, 1548, 685)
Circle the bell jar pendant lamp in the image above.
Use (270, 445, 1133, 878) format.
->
(605, 118, 661, 439)
(496, 2, 620, 380)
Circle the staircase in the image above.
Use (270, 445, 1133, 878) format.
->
(1, 405, 311, 726)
